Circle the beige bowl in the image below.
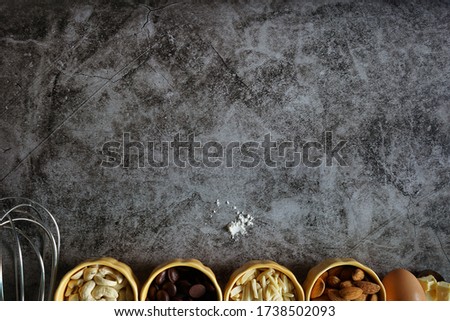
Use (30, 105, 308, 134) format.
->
(140, 258, 222, 301)
(54, 257, 139, 301)
(302, 258, 386, 301)
(223, 260, 305, 301)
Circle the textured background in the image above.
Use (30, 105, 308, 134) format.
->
(0, 0, 449, 299)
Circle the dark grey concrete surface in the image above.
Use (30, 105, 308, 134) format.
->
(0, 0, 449, 299)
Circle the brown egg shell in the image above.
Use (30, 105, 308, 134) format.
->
(382, 268, 426, 301)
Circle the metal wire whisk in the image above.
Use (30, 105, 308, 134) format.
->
(0, 197, 60, 301)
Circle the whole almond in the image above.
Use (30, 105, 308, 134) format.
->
(340, 280, 353, 288)
(353, 293, 368, 301)
(326, 275, 341, 288)
(328, 266, 343, 277)
(327, 289, 346, 301)
(339, 267, 354, 281)
(354, 281, 381, 294)
(339, 287, 364, 300)
(352, 268, 365, 281)
(311, 278, 326, 299)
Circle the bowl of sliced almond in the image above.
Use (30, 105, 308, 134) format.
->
(302, 258, 386, 301)
(223, 260, 305, 301)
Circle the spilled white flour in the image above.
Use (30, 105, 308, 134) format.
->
(214, 199, 255, 239)
(227, 213, 254, 239)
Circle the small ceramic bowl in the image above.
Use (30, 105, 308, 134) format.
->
(140, 258, 223, 301)
(302, 257, 386, 301)
(223, 260, 305, 301)
(54, 257, 139, 301)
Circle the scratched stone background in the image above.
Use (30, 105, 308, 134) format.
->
(0, 0, 449, 300)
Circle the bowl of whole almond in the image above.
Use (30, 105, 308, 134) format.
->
(303, 258, 386, 301)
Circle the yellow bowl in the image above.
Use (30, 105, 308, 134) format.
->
(54, 257, 139, 301)
(223, 260, 305, 301)
(302, 258, 386, 301)
(140, 258, 223, 301)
